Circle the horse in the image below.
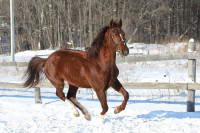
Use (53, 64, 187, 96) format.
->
(23, 19, 129, 120)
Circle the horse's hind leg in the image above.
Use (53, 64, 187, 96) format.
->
(67, 84, 91, 120)
(48, 79, 79, 117)
(112, 79, 129, 114)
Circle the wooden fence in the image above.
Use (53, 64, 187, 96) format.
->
(0, 39, 199, 111)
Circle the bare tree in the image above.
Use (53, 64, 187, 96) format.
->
(0, 0, 200, 54)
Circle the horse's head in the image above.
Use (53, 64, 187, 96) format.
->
(109, 19, 129, 56)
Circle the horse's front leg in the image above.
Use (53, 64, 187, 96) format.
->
(112, 79, 129, 114)
(95, 90, 108, 119)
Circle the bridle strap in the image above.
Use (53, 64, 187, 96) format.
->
(109, 27, 126, 49)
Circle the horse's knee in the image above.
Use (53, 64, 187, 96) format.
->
(125, 91, 129, 100)
(56, 91, 65, 101)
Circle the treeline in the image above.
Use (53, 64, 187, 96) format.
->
(0, 0, 200, 52)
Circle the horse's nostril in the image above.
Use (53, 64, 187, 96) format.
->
(127, 49, 129, 54)
(121, 49, 129, 56)
(122, 50, 126, 55)
(124, 49, 129, 55)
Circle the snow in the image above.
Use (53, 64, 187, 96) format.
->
(1, 88, 200, 133)
(189, 38, 195, 43)
(0, 42, 200, 133)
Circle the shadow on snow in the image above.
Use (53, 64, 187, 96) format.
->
(0, 94, 200, 106)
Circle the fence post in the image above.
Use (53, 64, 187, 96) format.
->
(34, 87, 42, 104)
(187, 38, 196, 112)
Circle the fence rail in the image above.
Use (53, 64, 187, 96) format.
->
(1, 82, 200, 90)
(117, 52, 200, 63)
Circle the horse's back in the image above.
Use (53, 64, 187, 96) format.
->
(51, 49, 87, 58)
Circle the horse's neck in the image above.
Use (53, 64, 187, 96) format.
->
(98, 43, 116, 67)
(98, 42, 117, 86)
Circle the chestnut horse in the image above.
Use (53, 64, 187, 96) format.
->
(23, 19, 129, 120)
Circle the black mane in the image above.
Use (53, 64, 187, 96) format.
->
(87, 26, 109, 58)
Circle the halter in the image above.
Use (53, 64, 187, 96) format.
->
(109, 27, 126, 49)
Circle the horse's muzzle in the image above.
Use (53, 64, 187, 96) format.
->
(121, 49, 129, 56)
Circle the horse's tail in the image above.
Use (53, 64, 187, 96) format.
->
(23, 57, 47, 88)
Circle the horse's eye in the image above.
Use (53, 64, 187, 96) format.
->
(112, 35, 115, 38)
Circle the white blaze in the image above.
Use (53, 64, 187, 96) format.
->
(119, 34, 126, 45)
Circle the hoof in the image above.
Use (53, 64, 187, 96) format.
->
(98, 114, 104, 120)
(74, 113, 80, 117)
(84, 113, 91, 121)
(114, 108, 120, 114)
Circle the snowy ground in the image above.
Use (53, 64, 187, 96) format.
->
(0, 88, 200, 133)
(0, 43, 200, 133)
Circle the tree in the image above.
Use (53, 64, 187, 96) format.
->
(0, 0, 200, 54)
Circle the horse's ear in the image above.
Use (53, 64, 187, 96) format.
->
(110, 19, 114, 28)
(118, 19, 122, 28)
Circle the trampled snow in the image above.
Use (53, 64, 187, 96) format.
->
(0, 43, 200, 133)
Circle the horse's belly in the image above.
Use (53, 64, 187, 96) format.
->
(67, 79, 91, 88)
(62, 70, 91, 88)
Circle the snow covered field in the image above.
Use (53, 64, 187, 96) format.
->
(0, 88, 200, 133)
(0, 43, 200, 133)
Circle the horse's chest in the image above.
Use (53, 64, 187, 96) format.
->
(108, 66, 119, 87)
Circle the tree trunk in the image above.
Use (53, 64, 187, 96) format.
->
(122, 0, 126, 20)
(167, 0, 171, 42)
(57, 0, 62, 49)
(67, 0, 73, 48)
(100, 0, 104, 28)
(49, 0, 54, 49)
(115, 0, 118, 20)
(78, 0, 82, 48)
(149, 20, 152, 43)
(0, 34, 3, 54)
(155, 19, 159, 43)
(38, 7, 44, 50)
(189, 0, 193, 37)
(88, 0, 93, 45)
(197, 5, 200, 38)
(83, 3, 88, 47)
(176, 0, 180, 37)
